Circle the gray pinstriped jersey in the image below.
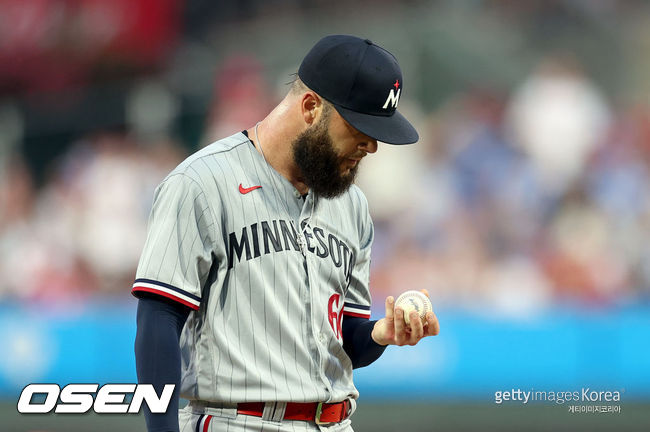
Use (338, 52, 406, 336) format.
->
(132, 132, 374, 405)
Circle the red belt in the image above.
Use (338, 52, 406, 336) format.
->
(237, 400, 350, 425)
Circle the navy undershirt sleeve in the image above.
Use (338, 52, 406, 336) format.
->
(342, 317, 387, 368)
(135, 294, 190, 432)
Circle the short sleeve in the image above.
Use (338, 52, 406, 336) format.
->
(132, 174, 215, 310)
(343, 192, 373, 319)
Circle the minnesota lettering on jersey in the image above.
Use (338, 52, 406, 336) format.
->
(227, 219, 356, 284)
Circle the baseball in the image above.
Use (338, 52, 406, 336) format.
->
(394, 290, 433, 325)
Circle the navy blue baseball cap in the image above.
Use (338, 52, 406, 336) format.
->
(298, 35, 419, 145)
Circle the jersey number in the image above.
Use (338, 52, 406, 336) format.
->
(328, 294, 343, 341)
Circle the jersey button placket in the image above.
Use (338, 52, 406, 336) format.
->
(302, 196, 334, 396)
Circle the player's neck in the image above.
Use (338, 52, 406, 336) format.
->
(248, 108, 309, 195)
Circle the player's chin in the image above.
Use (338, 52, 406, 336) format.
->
(340, 161, 360, 177)
(340, 167, 353, 177)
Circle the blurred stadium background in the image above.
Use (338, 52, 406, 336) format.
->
(1, 0, 650, 431)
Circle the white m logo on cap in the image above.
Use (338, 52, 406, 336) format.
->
(382, 88, 401, 109)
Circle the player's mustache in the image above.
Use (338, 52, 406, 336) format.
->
(345, 152, 367, 160)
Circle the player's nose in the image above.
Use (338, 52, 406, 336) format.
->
(359, 138, 378, 154)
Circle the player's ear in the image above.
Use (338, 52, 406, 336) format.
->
(300, 92, 322, 126)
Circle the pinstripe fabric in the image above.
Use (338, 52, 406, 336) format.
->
(133, 132, 374, 407)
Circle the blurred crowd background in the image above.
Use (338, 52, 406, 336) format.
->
(2, 0, 650, 313)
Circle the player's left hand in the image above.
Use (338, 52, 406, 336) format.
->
(371, 289, 439, 346)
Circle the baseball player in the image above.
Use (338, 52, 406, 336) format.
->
(133, 35, 439, 432)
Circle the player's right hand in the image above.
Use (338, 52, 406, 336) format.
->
(370, 289, 439, 346)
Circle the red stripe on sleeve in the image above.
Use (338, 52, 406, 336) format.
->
(132, 286, 199, 310)
(343, 311, 370, 319)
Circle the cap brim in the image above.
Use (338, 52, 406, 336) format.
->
(333, 105, 419, 145)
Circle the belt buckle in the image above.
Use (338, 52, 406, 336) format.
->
(314, 402, 332, 426)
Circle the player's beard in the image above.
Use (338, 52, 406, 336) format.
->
(292, 117, 359, 199)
